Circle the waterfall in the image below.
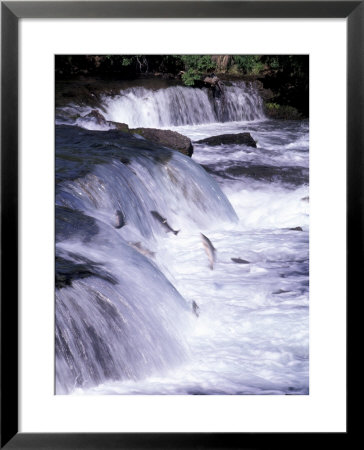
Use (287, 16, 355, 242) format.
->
(55, 126, 238, 393)
(214, 82, 266, 123)
(55, 69, 309, 395)
(100, 82, 265, 128)
(56, 236, 192, 394)
(56, 144, 238, 236)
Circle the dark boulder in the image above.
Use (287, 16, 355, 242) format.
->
(84, 109, 107, 125)
(196, 132, 257, 148)
(83, 111, 130, 133)
(108, 121, 130, 133)
(130, 127, 194, 157)
(55, 255, 116, 290)
(203, 75, 224, 97)
(289, 226, 303, 232)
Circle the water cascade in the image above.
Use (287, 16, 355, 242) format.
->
(102, 82, 265, 127)
(55, 127, 238, 393)
(56, 82, 265, 129)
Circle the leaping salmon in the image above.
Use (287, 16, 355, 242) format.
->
(231, 257, 250, 264)
(113, 210, 126, 229)
(200, 233, 216, 270)
(192, 300, 200, 317)
(129, 241, 156, 259)
(150, 210, 179, 235)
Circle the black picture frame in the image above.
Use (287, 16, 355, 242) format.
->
(1, 1, 358, 448)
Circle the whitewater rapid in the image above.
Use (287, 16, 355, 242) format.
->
(55, 81, 309, 395)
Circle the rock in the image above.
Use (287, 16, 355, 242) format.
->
(131, 127, 193, 157)
(108, 121, 130, 133)
(196, 132, 257, 148)
(289, 226, 303, 231)
(203, 75, 224, 97)
(204, 75, 220, 86)
(55, 255, 116, 290)
(84, 111, 130, 133)
(84, 109, 107, 125)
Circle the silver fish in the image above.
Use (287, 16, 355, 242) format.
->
(151, 210, 179, 235)
(113, 210, 126, 229)
(129, 241, 155, 259)
(192, 300, 200, 317)
(231, 257, 250, 264)
(200, 233, 216, 270)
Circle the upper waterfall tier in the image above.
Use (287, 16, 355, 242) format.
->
(101, 82, 265, 128)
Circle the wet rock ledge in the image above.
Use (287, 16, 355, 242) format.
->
(84, 110, 194, 157)
(131, 127, 193, 157)
(196, 132, 257, 148)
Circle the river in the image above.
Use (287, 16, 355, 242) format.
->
(55, 80, 309, 395)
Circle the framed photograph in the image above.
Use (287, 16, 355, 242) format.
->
(1, 1, 358, 448)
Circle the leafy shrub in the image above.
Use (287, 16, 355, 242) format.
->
(121, 57, 132, 66)
(177, 55, 216, 85)
(264, 103, 302, 120)
(265, 102, 280, 110)
(250, 61, 265, 75)
(233, 56, 263, 74)
(180, 55, 216, 72)
(181, 69, 200, 86)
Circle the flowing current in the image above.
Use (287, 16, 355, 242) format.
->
(56, 81, 309, 395)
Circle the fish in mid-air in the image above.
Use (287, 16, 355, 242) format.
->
(129, 242, 156, 259)
(231, 257, 250, 264)
(150, 210, 179, 235)
(192, 300, 200, 317)
(200, 233, 216, 270)
(113, 210, 126, 229)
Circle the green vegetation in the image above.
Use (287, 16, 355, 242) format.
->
(181, 69, 200, 86)
(121, 57, 132, 66)
(265, 102, 280, 110)
(264, 103, 302, 120)
(233, 56, 265, 75)
(180, 55, 216, 73)
(178, 55, 216, 86)
(55, 54, 306, 85)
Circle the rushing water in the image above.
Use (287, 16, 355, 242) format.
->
(56, 81, 309, 395)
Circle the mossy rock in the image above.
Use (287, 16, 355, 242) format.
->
(108, 121, 130, 133)
(264, 103, 302, 120)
